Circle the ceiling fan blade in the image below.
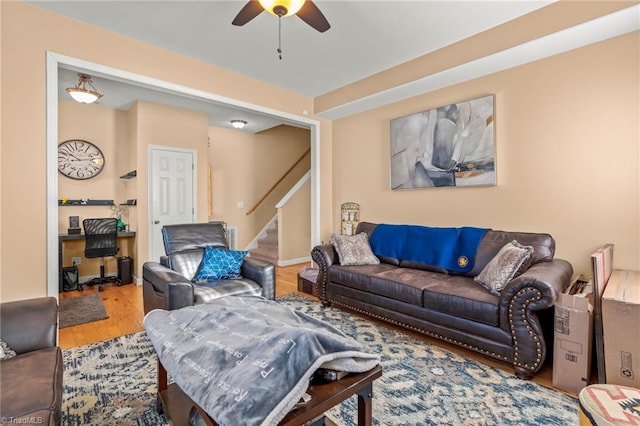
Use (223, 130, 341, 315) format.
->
(232, 1, 264, 26)
(297, 0, 330, 33)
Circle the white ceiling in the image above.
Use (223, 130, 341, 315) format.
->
(30, 1, 639, 131)
(58, 67, 298, 132)
(31, 1, 553, 96)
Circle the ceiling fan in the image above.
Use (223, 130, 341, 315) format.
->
(232, 0, 331, 33)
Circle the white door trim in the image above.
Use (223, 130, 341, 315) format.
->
(147, 145, 198, 261)
(45, 51, 321, 298)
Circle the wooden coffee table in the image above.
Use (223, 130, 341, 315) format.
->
(157, 360, 383, 426)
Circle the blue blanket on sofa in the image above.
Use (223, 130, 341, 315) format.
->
(369, 224, 489, 273)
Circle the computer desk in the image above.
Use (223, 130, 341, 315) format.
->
(59, 231, 136, 291)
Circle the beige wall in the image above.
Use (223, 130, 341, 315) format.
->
(279, 180, 311, 262)
(125, 103, 140, 273)
(1, 1, 637, 302)
(332, 33, 639, 276)
(58, 101, 130, 278)
(132, 100, 209, 277)
(58, 101, 129, 233)
(208, 125, 310, 249)
(57, 100, 208, 280)
(0, 2, 321, 301)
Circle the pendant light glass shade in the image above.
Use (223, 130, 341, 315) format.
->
(66, 73, 103, 104)
(259, 0, 305, 16)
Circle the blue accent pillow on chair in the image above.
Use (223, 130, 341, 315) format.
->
(194, 246, 249, 282)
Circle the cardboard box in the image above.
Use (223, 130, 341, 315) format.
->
(602, 269, 640, 387)
(553, 287, 593, 394)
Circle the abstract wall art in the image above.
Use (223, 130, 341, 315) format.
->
(390, 94, 495, 190)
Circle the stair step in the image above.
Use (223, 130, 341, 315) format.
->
(250, 246, 277, 257)
(250, 219, 279, 265)
(258, 237, 278, 248)
(265, 228, 278, 239)
(249, 249, 278, 264)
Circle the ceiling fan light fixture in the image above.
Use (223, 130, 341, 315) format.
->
(259, 0, 305, 17)
(66, 73, 103, 104)
(231, 120, 247, 130)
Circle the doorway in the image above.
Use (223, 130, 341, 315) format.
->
(46, 52, 321, 298)
(148, 146, 197, 262)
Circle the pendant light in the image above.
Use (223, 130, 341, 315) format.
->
(66, 73, 103, 104)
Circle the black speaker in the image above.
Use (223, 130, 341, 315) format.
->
(117, 256, 133, 285)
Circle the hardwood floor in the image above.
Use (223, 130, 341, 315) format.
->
(58, 262, 558, 391)
(58, 263, 307, 348)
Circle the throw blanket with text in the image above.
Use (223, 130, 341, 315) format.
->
(369, 224, 489, 273)
(143, 296, 380, 426)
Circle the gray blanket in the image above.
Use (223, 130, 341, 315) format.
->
(143, 295, 380, 426)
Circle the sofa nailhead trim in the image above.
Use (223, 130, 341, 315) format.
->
(508, 287, 543, 372)
(328, 299, 509, 362)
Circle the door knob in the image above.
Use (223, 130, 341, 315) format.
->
(154, 220, 160, 224)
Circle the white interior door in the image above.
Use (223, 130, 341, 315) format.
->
(149, 146, 196, 262)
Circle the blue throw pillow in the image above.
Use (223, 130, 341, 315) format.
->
(194, 246, 248, 282)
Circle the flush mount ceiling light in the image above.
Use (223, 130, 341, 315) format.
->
(231, 120, 247, 130)
(66, 73, 103, 104)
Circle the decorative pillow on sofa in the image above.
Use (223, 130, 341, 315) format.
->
(474, 240, 534, 296)
(0, 338, 17, 361)
(331, 233, 380, 266)
(194, 246, 249, 282)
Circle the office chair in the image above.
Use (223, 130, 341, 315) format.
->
(83, 218, 121, 291)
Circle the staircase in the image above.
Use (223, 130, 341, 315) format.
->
(248, 221, 279, 265)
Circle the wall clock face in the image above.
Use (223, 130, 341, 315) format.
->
(58, 139, 105, 180)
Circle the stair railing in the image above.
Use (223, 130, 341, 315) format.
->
(246, 148, 310, 216)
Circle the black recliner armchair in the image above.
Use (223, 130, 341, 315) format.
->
(143, 222, 276, 314)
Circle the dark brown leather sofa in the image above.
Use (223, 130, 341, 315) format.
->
(143, 223, 275, 314)
(0, 297, 63, 425)
(311, 222, 573, 379)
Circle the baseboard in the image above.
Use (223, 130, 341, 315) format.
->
(278, 257, 311, 267)
(78, 273, 141, 285)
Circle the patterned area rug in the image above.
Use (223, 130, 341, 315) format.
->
(61, 294, 578, 425)
(282, 294, 578, 426)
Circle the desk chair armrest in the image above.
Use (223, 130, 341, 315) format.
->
(0, 297, 58, 354)
(143, 262, 195, 311)
(242, 257, 276, 300)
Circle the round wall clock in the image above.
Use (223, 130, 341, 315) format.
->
(58, 139, 105, 180)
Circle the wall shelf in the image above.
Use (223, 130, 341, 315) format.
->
(120, 170, 137, 179)
(58, 199, 114, 206)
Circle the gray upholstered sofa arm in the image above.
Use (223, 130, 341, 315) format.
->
(499, 258, 573, 377)
(311, 244, 339, 302)
(242, 257, 276, 300)
(0, 297, 58, 354)
(143, 262, 195, 311)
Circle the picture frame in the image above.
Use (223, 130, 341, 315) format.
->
(69, 215, 79, 228)
(390, 94, 495, 189)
